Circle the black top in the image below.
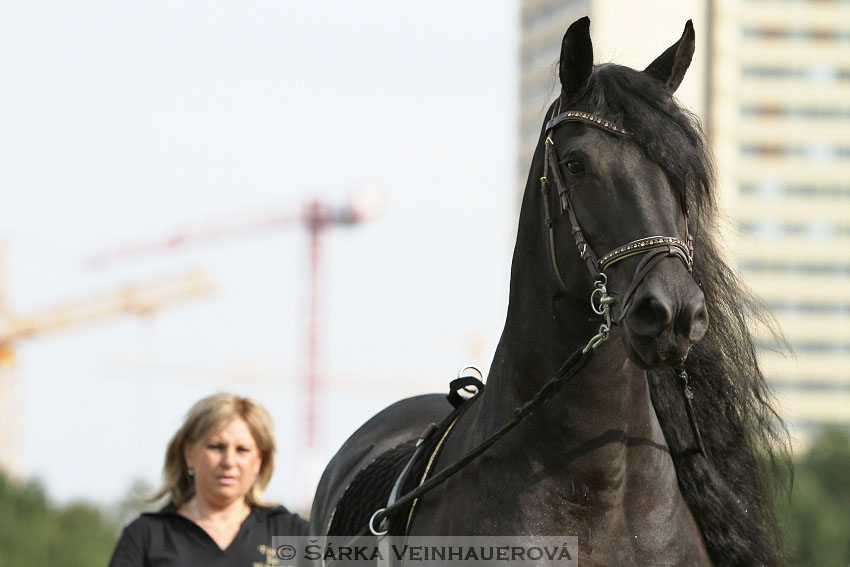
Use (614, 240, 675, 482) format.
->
(109, 502, 308, 567)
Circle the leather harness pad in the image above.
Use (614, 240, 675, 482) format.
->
(326, 437, 420, 538)
(326, 389, 482, 539)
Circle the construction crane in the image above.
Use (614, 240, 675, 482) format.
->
(89, 196, 374, 451)
(0, 241, 214, 477)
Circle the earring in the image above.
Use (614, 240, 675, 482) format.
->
(188, 468, 195, 477)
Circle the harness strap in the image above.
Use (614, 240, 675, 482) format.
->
(540, 176, 570, 292)
(544, 138, 600, 277)
(373, 422, 438, 567)
(403, 415, 462, 533)
(446, 376, 485, 408)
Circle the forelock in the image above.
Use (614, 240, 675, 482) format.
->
(570, 64, 716, 218)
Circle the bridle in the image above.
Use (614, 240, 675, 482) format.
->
(539, 102, 708, 458)
(539, 103, 695, 352)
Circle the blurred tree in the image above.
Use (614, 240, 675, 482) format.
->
(0, 470, 116, 567)
(110, 477, 159, 528)
(777, 427, 850, 567)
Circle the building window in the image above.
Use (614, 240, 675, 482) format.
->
(742, 105, 850, 119)
(759, 338, 850, 355)
(743, 27, 850, 42)
(740, 261, 850, 275)
(769, 381, 850, 393)
(740, 143, 850, 161)
(742, 65, 850, 83)
(741, 182, 850, 198)
(741, 220, 850, 239)
(768, 301, 850, 314)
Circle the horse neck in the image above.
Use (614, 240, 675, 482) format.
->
(479, 142, 659, 455)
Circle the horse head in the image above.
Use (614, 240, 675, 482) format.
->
(542, 17, 708, 369)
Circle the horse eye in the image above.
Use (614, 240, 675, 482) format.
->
(566, 160, 585, 174)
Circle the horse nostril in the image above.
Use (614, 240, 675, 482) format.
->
(628, 295, 673, 338)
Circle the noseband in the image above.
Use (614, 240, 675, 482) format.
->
(540, 105, 695, 351)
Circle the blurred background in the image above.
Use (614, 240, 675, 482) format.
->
(1, 1, 848, 565)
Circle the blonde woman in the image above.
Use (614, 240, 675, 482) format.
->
(110, 393, 307, 566)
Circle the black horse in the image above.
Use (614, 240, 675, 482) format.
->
(310, 18, 788, 566)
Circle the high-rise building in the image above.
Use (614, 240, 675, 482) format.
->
(519, 0, 850, 445)
(711, 0, 850, 444)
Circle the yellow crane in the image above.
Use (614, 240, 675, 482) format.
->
(0, 242, 214, 477)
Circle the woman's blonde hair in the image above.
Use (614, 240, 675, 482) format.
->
(153, 392, 276, 507)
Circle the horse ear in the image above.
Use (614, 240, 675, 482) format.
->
(644, 20, 695, 93)
(559, 17, 594, 99)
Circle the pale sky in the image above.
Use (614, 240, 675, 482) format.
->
(0, 1, 519, 509)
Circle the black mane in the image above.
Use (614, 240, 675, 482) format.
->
(564, 63, 792, 566)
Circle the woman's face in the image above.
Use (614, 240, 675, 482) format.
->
(184, 417, 263, 507)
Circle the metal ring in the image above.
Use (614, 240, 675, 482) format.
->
(457, 365, 484, 380)
(369, 508, 388, 536)
(590, 287, 606, 315)
(590, 282, 612, 316)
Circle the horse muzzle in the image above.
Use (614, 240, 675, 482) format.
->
(619, 262, 708, 369)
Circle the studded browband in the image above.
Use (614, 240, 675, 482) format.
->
(545, 110, 632, 137)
